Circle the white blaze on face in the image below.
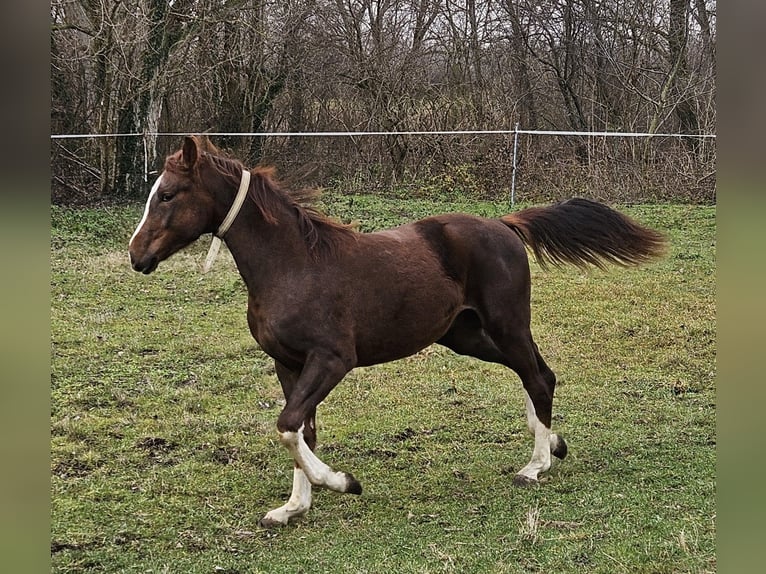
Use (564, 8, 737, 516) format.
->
(129, 173, 164, 248)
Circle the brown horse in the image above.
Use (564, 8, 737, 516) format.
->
(129, 136, 666, 527)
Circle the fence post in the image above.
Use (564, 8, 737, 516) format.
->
(510, 122, 520, 208)
(142, 132, 149, 183)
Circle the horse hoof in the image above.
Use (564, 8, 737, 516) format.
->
(552, 436, 568, 459)
(512, 474, 538, 488)
(345, 473, 363, 495)
(258, 516, 287, 529)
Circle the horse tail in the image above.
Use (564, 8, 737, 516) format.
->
(500, 198, 667, 270)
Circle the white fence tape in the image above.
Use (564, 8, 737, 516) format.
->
(51, 128, 716, 206)
(51, 129, 715, 139)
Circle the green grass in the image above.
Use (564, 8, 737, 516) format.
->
(51, 196, 715, 573)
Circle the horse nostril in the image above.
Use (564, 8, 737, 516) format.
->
(129, 251, 141, 271)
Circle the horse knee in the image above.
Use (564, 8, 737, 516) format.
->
(277, 408, 306, 435)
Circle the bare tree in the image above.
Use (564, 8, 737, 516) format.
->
(500, 0, 539, 129)
(51, 0, 716, 203)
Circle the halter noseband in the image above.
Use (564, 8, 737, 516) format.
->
(202, 168, 251, 273)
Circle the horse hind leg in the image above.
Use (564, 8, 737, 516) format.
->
(482, 326, 565, 486)
(510, 339, 571, 486)
(524, 346, 568, 461)
(518, 389, 567, 487)
(439, 313, 566, 484)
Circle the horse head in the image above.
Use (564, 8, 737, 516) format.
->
(129, 136, 224, 274)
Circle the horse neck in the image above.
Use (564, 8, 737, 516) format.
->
(221, 195, 310, 292)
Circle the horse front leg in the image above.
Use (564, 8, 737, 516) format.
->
(258, 363, 316, 528)
(277, 353, 362, 494)
(258, 410, 316, 528)
(259, 353, 361, 527)
(278, 421, 363, 494)
(259, 464, 313, 528)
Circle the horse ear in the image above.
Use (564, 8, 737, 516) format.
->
(182, 136, 200, 167)
(197, 135, 220, 154)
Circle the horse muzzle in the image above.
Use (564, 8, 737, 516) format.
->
(129, 251, 159, 274)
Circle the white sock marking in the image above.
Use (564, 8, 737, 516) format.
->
(262, 467, 312, 525)
(279, 425, 350, 492)
(519, 390, 554, 481)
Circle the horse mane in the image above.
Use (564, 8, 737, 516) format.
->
(198, 151, 356, 258)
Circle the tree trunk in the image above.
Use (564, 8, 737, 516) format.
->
(669, 0, 699, 150)
(114, 0, 180, 197)
(503, 0, 538, 129)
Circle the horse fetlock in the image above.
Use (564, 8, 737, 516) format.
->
(305, 468, 362, 494)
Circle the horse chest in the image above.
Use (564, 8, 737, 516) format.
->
(245, 302, 287, 355)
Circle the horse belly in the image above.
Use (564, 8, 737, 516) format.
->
(352, 281, 462, 366)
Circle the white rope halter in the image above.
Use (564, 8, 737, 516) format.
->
(202, 168, 251, 273)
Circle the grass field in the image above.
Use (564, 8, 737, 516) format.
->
(51, 194, 715, 573)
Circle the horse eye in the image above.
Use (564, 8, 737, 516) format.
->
(159, 192, 175, 203)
